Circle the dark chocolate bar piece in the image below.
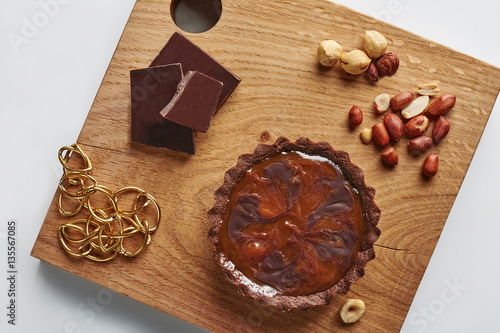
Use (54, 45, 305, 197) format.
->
(160, 71, 222, 133)
(130, 63, 195, 154)
(150, 31, 240, 110)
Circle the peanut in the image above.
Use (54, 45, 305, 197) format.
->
(348, 105, 363, 127)
(381, 147, 398, 166)
(390, 91, 414, 111)
(401, 95, 429, 119)
(427, 93, 456, 116)
(404, 115, 429, 138)
(408, 135, 433, 155)
(383, 113, 404, 142)
(422, 153, 439, 177)
(374, 93, 391, 114)
(417, 83, 440, 96)
(360, 127, 373, 144)
(432, 116, 450, 143)
(372, 122, 390, 147)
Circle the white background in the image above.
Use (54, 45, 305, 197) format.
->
(1, 1, 499, 332)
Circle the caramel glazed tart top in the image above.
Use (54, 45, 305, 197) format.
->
(208, 137, 381, 311)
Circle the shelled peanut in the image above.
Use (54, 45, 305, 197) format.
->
(347, 83, 456, 177)
(348, 105, 363, 127)
(381, 147, 398, 166)
(422, 153, 439, 177)
(383, 113, 403, 142)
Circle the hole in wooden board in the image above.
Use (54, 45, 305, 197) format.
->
(170, 0, 222, 33)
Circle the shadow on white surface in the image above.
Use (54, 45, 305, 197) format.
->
(36, 262, 208, 333)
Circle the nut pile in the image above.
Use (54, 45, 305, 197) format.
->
(317, 30, 399, 80)
(348, 84, 456, 177)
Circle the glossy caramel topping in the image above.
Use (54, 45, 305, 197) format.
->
(220, 152, 365, 296)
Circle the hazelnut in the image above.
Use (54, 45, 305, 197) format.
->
(317, 40, 343, 67)
(363, 30, 388, 59)
(366, 62, 379, 81)
(340, 299, 365, 324)
(340, 50, 371, 75)
(375, 52, 399, 76)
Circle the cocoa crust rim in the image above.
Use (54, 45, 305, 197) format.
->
(207, 137, 381, 311)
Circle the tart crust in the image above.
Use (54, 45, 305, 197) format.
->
(208, 137, 380, 311)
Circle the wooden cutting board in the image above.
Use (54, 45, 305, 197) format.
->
(32, 0, 500, 332)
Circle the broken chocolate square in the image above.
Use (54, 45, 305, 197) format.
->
(160, 71, 222, 132)
(130, 63, 195, 154)
(150, 31, 240, 110)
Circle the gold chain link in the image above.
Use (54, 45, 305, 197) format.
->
(56, 144, 161, 262)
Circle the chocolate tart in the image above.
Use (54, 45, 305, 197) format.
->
(208, 137, 380, 310)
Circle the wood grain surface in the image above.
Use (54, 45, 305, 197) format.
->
(32, 0, 500, 332)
